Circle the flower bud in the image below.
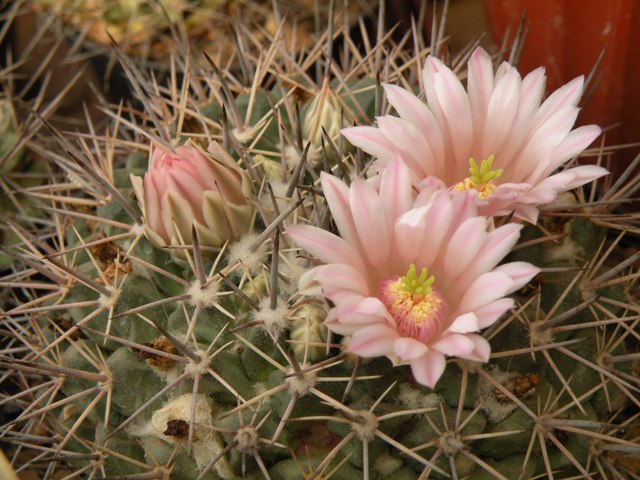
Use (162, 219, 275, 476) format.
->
(290, 304, 328, 362)
(130, 141, 254, 255)
(302, 82, 349, 148)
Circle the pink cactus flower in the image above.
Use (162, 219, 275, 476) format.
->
(287, 157, 539, 388)
(130, 141, 254, 252)
(342, 47, 608, 223)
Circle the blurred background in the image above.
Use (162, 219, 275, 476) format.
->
(4, 0, 640, 172)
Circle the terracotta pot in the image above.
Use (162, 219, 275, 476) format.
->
(484, 0, 640, 174)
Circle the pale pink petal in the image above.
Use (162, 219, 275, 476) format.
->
(454, 223, 523, 288)
(523, 178, 573, 204)
(342, 297, 395, 324)
(394, 338, 429, 361)
(167, 169, 206, 219)
(286, 225, 364, 272)
(324, 309, 365, 336)
(521, 110, 588, 183)
(376, 116, 434, 177)
(534, 76, 584, 125)
(448, 312, 480, 334)
(519, 67, 547, 110)
(297, 268, 323, 297)
(446, 191, 479, 236)
(524, 166, 606, 206)
(148, 168, 169, 210)
(479, 196, 520, 219)
(325, 297, 392, 335)
(456, 334, 491, 362)
(142, 174, 168, 241)
(481, 67, 521, 159)
(379, 154, 414, 221)
(320, 172, 361, 247)
(513, 203, 540, 223)
(511, 106, 580, 182)
(544, 125, 602, 174)
(430, 59, 474, 172)
(415, 177, 448, 206)
(348, 323, 399, 357)
(467, 47, 495, 142)
(430, 333, 475, 356)
(423, 57, 445, 117)
(312, 263, 372, 299)
(394, 206, 429, 266)
(383, 84, 446, 176)
(457, 271, 514, 313)
(162, 191, 196, 243)
(382, 83, 435, 140)
(414, 190, 455, 268)
(341, 126, 396, 162)
(423, 58, 454, 170)
(472, 298, 514, 329)
(173, 153, 202, 184)
(410, 350, 446, 388)
(561, 164, 609, 187)
(494, 262, 540, 293)
(191, 151, 220, 190)
(349, 179, 391, 268)
(498, 67, 546, 166)
(443, 217, 487, 280)
(529, 165, 608, 202)
(494, 61, 510, 82)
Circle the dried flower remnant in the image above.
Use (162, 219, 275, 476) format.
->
(132, 338, 178, 372)
(129, 394, 233, 475)
(288, 157, 539, 387)
(342, 47, 608, 223)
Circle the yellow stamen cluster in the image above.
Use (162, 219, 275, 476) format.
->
(388, 279, 442, 327)
(452, 154, 502, 199)
(381, 264, 444, 340)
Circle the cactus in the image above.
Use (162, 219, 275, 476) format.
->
(2, 2, 640, 480)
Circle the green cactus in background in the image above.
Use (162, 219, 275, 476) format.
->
(0, 14, 88, 272)
(1, 2, 640, 480)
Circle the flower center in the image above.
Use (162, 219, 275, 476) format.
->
(452, 155, 502, 200)
(379, 264, 448, 342)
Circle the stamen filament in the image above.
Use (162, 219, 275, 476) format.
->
(469, 155, 503, 185)
(400, 264, 435, 296)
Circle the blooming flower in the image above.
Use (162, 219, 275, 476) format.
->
(287, 157, 539, 388)
(342, 47, 608, 223)
(130, 141, 254, 253)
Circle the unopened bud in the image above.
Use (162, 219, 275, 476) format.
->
(130, 141, 255, 257)
(290, 304, 328, 362)
(302, 82, 349, 148)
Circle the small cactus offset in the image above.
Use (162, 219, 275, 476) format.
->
(1, 2, 640, 480)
